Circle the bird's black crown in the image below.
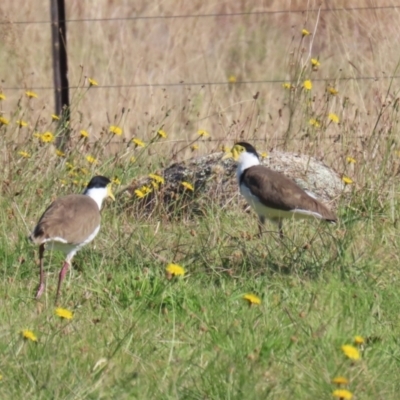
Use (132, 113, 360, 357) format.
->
(86, 176, 111, 189)
(235, 142, 259, 158)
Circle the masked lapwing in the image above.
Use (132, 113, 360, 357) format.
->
(29, 176, 115, 303)
(230, 142, 336, 237)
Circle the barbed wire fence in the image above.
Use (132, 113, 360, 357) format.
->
(1, 3, 399, 149)
(1, 4, 400, 93)
(1, 4, 399, 25)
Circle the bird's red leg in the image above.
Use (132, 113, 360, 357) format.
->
(55, 260, 70, 304)
(278, 219, 284, 239)
(35, 244, 46, 299)
(257, 215, 265, 237)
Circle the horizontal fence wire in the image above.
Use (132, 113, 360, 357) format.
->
(1, 5, 399, 25)
(3, 75, 400, 92)
(81, 136, 371, 145)
(2, 6, 399, 91)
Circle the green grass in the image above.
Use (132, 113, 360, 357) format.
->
(1, 191, 400, 399)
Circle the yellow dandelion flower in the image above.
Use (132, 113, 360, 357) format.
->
(18, 151, 31, 158)
(303, 80, 312, 90)
(109, 125, 122, 135)
(41, 131, 55, 143)
(25, 91, 38, 99)
(243, 293, 261, 305)
(151, 181, 160, 189)
(181, 181, 194, 191)
(149, 173, 164, 184)
(33, 132, 42, 139)
(332, 376, 349, 385)
(0, 93, 6, 101)
(130, 156, 136, 163)
(157, 129, 167, 138)
(342, 176, 353, 185)
(198, 129, 209, 137)
(142, 185, 152, 194)
(112, 177, 121, 185)
(135, 185, 152, 198)
(228, 75, 237, 83)
(166, 263, 185, 276)
(86, 155, 97, 164)
(55, 307, 73, 320)
(0, 116, 9, 125)
(328, 87, 339, 95)
(191, 144, 199, 151)
(80, 130, 89, 138)
(354, 335, 365, 345)
(260, 152, 268, 159)
(16, 120, 28, 127)
(332, 389, 353, 399)
(66, 161, 74, 170)
(309, 118, 321, 128)
(88, 78, 98, 87)
(150, 181, 160, 190)
(282, 82, 292, 89)
(329, 113, 340, 123)
(311, 58, 320, 67)
(346, 156, 356, 164)
(341, 344, 360, 360)
(52, 114, 60, 121)
(132, 138, 145, 147)
(135, 189, 145, 198)
(21, 329, 37, 342)
(302, 28, 310, 36)
(55, 149, 65, 157)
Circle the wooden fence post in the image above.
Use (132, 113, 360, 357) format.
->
(50, 0, 70, 149)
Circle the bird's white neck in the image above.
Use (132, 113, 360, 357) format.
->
(83, 187, 108, 209)
(236, 151, 260, 182)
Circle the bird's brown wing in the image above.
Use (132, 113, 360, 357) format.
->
(241, 165, 336, 221)
(30, 194, 101, 245)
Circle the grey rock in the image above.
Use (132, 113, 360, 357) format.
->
(120, 151, 348, 215)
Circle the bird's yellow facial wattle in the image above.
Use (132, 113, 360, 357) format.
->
(231, 144, 245, 161)
(107, 185, 115, 201)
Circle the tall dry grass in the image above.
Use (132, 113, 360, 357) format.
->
(1, 0, 400, 165)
